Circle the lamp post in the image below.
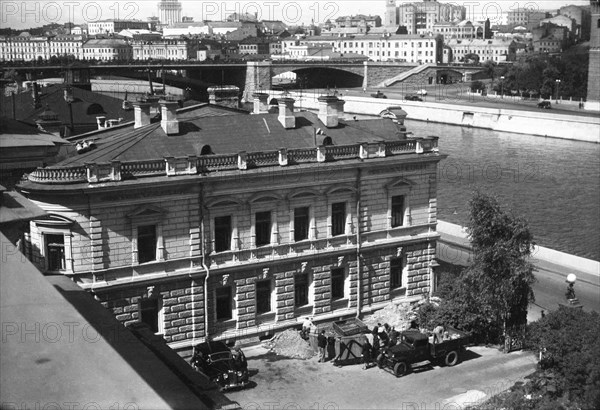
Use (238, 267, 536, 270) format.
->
(555, 79, 561, 103)
(560, 273, 583, 309)
(500, 76, 504, 98)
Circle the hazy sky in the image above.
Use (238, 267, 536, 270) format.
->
(0, 1, 590, 29)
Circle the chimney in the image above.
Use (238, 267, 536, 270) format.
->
(159, 99, 179, 135)
(63, 86, 74, 103)
(277, 97, 295, 129)
(133, 101, 152, 128)
(252, 92, 269, 114)
(31, 81, 41, 109)
(318, 95, 344, 128)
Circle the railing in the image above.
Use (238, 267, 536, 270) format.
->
(28, 166, 87, 183)
(27, 138, 439, 184)
(288, 148, 317, 164)
(326, 145, 360, 160)
(247, 151, 279, 168)
(387, 140, 417, 155)
(121, 159, 165, 178)
(199, 154, 238, 171)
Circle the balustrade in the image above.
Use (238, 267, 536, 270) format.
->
(28, 139, 437, 184)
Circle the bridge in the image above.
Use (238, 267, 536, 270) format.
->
(2, 61, 484, 101)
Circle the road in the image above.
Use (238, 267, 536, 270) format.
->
(334, 84, 599, 118)
(227, 344, 536, 410)
(437, 241, 600, 321)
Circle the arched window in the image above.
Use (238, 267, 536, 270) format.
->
(200, 144, 213, 155)
(322, 136, 333, 146)
(86, 103, 105, 115)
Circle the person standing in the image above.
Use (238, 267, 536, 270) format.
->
(362, 337, 372, 370)
(318, 330, 327, 362)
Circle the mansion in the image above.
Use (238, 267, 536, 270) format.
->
(18, 93, 444, 353)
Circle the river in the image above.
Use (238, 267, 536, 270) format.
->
(403, 119, 600, 261)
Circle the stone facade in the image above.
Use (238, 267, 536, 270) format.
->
(21, 101, 444, 352)
(587, 1, 600, 110)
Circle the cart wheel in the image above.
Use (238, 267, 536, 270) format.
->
(445, 350, 459, 366)
(377, 354, 384, 368)
(393, 361, 408, 377)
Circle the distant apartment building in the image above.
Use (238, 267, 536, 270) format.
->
(506, 9, 551, 30)
(385, 0, 466, 34)
(432, 20, 477, 40)
(559, 5, 591, 40)
(0, 34, 85, 62)
(239, 37, 282, 55)
(532, 23, 570, 53)
(334, 15, 382, 29)
(131, 37, 203, 60)
(540, 15, 577, 40)
(82, 38, 132, 61)
(88, 20, 153, 36)
(443, 39, 517, 63)
(280, 34, 441, 63)
(158, 0, 182, 25)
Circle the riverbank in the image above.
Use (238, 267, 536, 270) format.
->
(280, 91, 600, 143)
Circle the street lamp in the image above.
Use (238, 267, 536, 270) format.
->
(561, 273, 583, 309)
(555, 79, 561, 103)
(500, 76, 505, 98)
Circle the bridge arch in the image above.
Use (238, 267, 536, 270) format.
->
(272, 66, 364, 89)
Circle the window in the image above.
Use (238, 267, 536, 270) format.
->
(137, 224, 157, 263)
(216, 286, 232, 320)
(294, 207, 310, 242)
(331, 267, 345, 299)
(214, 215, 232, 252)
(45, 234, 65, 271)
(390, 257, 404, 289)
(295, 273, 309, 307)
(255, 211, 271, 246)
(256, 280, 272, 314)
(331, 202, 346, 236)
(391, 195, 405, 227)
(139, 298, 162, 333)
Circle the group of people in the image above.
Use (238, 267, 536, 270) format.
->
(361, 323, 403, 369)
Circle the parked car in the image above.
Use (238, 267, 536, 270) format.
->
(377, 327, 470, 377)
(190, 341, 250, 391)
(537, 100, 552, 109)
(405, 95, 423, 101)
(371, 90, 387, 99)
(416, 89, 428, 96)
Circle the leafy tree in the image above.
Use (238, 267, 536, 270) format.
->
(464, 190, 536, 335)
(481, 309, 600, 410)
(482, 60, 497, 87)
(470, 80, 485, 93)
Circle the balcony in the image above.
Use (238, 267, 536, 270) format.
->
(27, 138, 439, 185)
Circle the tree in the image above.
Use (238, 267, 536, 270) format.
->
(485, 308, 600, 409)
(482, 60, 497, 87)
(464, 190, 536, 338)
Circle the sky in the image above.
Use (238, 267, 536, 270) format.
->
(0, 0, 590, 30)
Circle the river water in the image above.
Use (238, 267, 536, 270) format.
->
(403, 120, 600, 261)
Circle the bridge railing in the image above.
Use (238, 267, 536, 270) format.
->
(27, 138, 438, 184)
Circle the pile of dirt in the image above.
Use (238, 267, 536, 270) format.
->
(263, 329, 315, 360)
(363, 298, 441, 332)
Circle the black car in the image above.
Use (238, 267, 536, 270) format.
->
(190, 341, 250, 391)
(537, 100, 551, 109)
(405, 95, 423, 101)
(371, 91, 387, 99)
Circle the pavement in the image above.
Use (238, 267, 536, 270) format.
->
(340, 84, 600, 118)
(226, 344, 537, 410)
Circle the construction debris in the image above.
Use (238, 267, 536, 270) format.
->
(363, 298, 441, 332)
(263, 329, 315, 360)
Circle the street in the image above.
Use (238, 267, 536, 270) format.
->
(226, 344, 537, 410)
(437, 242, 600, 321)
(335, 84, 599, 118)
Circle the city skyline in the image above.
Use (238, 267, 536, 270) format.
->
(0, 0, 591, 30)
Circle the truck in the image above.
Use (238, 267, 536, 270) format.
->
(376, 327, 470, 377)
